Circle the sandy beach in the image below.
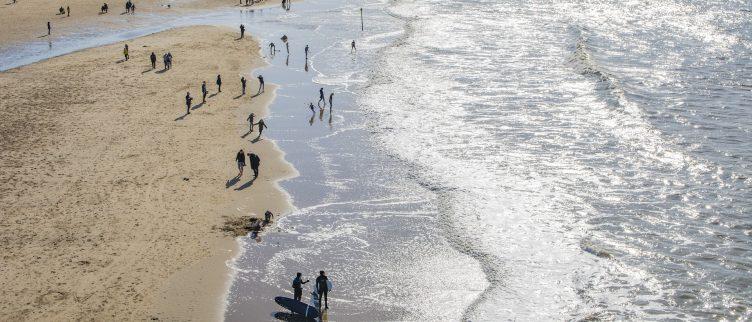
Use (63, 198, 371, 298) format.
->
(0, 0, 277, 46)
(0, 25, 295, 321)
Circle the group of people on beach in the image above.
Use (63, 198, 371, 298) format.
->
(125, 0, 136, 14)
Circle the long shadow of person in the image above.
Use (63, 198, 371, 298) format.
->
(304, 60, 309, 72)
(226, 175, 241, 188)
(191, 102, 205, 110)
(234, 177, 256, 191)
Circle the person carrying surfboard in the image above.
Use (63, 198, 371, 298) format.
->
(315, 271, 329, 309)
(292, 273, 309, 302)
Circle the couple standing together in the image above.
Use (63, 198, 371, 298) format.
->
(235, 149, 260, 178)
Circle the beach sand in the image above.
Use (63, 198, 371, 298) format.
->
(0, 25, 295, 320)
(0, 0, 278, 46)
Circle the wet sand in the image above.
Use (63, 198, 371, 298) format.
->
(0, 25, 295, 320)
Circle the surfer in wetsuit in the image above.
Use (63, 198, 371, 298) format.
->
(292, 273, 309, 302)
(315, 271, 329, 309)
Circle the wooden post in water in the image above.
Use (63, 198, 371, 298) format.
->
(360, 8, 364, 31)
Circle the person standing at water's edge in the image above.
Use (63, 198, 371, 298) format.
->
(264, 210, 273, 223)
(216, 75, 222, 92)
(235, 149, 246, 177)
(318, 87, 326, 107)
(239, 24, 245, 39)
(47, 22, 51, 35)
(256, 119, 267, 138)
(304, 44, 309, 59)
(316, 271, 329, 309)
(351, 40, 356, 53)
(257, 75, 264, 94)
(185, 92, 192, 115)
(328, 92, 334, 109)
(292, 273, 309, 302)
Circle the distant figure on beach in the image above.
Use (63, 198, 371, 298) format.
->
(292, 272, 309, 302)
(316, 271, 329, 309)
(239, 24, 245, 39)
(125, 0, 131, 13)
(66, 6, 70, 16)
(150, 52, 156, 69)
(123, 44, 129, 61)
(101, 3, 108, 13)
(58, 6, 65, 15)
(201, 81, 208, 103)
(304, 45, 309, 59)
(216, 75, 222, 92)
(318, 88, 326, 107)
(241, 76, 247, 95)
(185, 92, 192, 114)
(264, 210, 273, 223)
(256, 119, 267, 137)
(329, 92, 334, 109)
(309, 102, 315, 113)
(257, 75, 264, 94)
(248, 152, 260, 178)
(351, 40, 356, 52)
(235, 149, 246, 177)
(130, 3, 135, 13)
(246, 113, 255, 132)
(162, 53, 168, 69)
(269, 42, 276, 55)
(166, 52, 173, 69)
(47, 22, 51, 35)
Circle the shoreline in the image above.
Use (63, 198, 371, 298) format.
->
(0, 25, 296, 320)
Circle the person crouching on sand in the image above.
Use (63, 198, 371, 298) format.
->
(235, 149, 246, 177)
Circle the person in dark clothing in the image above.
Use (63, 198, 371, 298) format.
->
(235, 149, 246, 177)
(216, 75, 222, 92)
(269, 42, 276, 54)
(292, 273, 309, 302)
(257, 75, 264, 94)
(351, 40, 356, 52)
(66, 6, 70, 16)
(315, 271, 329, 309)
(123, 44, 129, 61)
(246, 113, 254, 132)
(247, 152, 260, 178)
(318, 87, 326, 108)
(201, 81, 207, 103)
(47, 22, 51, 35)
(309, 102, 315, 113)
(241, 76, 247, 95)
(256, 119, 267, 137)
(185, 92, 192, 114)
(328, 92, 334, 109)
(150, 52, 157, 69)
(304, 44, 309, 59)
(264, 210, 274, 223)
(239, 24, 245, 38)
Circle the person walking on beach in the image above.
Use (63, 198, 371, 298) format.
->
(150, 52, 157, 69)
(246, 113, 255, 132)
(309, 102, 315, 114)
(257, 75, 264, 94)
(292, 273, 309, 302)
(166, 52, 173, 69)
(123, 44, 129, 61)
(248, 152, 260, 178)
(235, 149, 246, 177)
(66, 6, 70, 16)
(201, 81, 208, 103)
(47, 22, 51, 35)
(241, 76, 247, 95)
(304, 44, 309, 59)
(269, 42, 276, 54)
(216, 75, 222, 92)
(328, 92, 334, 109)
(351, 40, 356, 53)
(315, 271, 329, 309)
(239, 24, 245, 39)
(256, 118, 267, 137)
(185, 92, 193, 114)
(318, 87, 326, 108)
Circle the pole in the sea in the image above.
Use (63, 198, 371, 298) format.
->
(360, 8, 364, 31)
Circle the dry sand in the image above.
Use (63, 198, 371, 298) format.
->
(0, 25, 296, 320)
